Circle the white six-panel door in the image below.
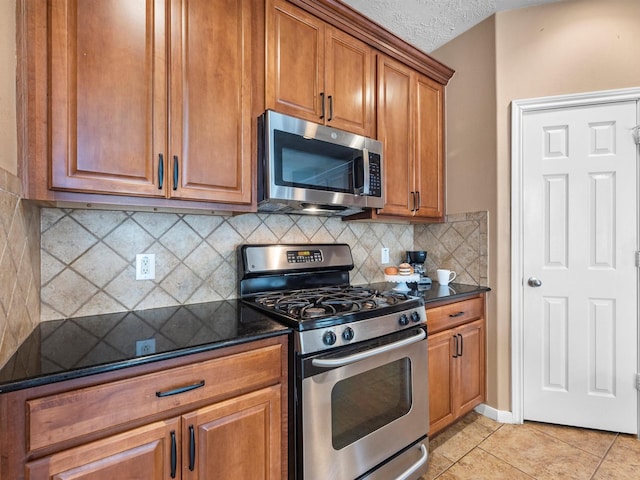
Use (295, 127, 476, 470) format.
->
(519, 98, 639, 434)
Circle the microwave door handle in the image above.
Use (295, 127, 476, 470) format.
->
(311, 329, 426, 368)
(361, 148, 370, 195)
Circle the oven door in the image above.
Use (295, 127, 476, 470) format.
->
(301, 327, 429, 480)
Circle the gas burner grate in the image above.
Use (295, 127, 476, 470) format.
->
(253, 286, 412, 320)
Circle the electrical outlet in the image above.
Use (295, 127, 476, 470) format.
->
(136, 253, 156, 280)
(136, 338, 156, 356)
(381, 247, 390, 264)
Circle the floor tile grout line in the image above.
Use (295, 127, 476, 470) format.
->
(588, 432, 619, 480)
(475, 445, 537, 479)
(430, 421, 507, 479)
(525, 421, 617, 460)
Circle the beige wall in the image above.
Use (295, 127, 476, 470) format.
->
(432, 17, 503, 407)
(433, 0, 640, 412)
(0, 0, 17, 176)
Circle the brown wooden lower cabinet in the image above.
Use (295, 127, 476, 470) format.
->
(0, 336, 287, 480)
(427, 295, 486, 436)
(26, 385, 280, 479)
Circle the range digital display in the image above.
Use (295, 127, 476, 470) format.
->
(287, 249, 323, 263)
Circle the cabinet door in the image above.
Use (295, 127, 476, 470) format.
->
(414, 74, 445, 219)
(376, 55, 413, 217)
(169, 0, 256, 204)
(266, 0, 324, 123)
(427, 328, 456, 436)
(455, 319, 486, 418)
(324, 26, 375, 136)
(26, 419, 179, 480)
(182, 385, 281, 479)
(49, 0, 166, 197)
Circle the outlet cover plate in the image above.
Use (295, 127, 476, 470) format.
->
(136, 254, 155, 280)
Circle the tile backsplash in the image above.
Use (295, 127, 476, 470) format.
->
(41, 209, 488, 321)
(0, 172, 41, 368)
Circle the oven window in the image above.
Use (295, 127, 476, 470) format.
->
(331, 358, 412, 450)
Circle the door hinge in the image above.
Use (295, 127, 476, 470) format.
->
(636, 251, 640, 267)
(636, 374, 640, 390)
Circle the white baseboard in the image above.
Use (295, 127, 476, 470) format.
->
(474, 404, 518, 424)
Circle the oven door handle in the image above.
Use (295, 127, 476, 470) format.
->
(394, 443, 428, 480)
(311, 329, 426, 368)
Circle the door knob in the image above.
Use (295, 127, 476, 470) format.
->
(528, 277, 542, 287)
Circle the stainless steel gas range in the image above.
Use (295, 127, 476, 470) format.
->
(238, 243, 429, 480)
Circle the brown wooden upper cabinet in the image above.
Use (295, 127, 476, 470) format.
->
(266, 0, 375, 137)
(30, 0, 260, 207)
(375, 55, 445, 220)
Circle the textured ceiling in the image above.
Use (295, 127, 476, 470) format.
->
(341, 0, 564, 52)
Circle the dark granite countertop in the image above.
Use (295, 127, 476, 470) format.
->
(411, 281, 491, 303)
(367, 281, 490, 303)
(0, 282, 488, 394)
(0, 300, 290, 394)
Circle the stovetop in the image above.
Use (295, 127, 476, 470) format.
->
(250, 285, 415, 327)
(238, 244, 427, 354)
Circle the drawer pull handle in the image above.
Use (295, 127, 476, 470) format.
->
(189, 424, 196, 471)
(173, 155, 179, 190)
(156, 380, 205, 398)
(170, 430, 177, 478)
(158, 153, 164, 189)
(449, 311, 465, 318)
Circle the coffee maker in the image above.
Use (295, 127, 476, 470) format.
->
(405, 250, 431, 284)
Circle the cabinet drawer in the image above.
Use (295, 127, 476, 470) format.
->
(27, 344, 282, 453)
(427, 297, 484, 334)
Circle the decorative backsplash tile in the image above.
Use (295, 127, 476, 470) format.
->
(0, 170, 41, 368)
(40, 208, 488, 321)
(415, 211, 488, 286)
(40, 210, 413, 320)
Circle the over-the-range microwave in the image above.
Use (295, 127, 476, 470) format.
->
(257, 110, 384, 216)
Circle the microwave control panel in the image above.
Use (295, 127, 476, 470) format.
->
(369, 153, 382, 197)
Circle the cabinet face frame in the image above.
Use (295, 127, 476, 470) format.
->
(375, 54, 445, 220)
(266, 0, 375, 136)
(427, 295, 486, 436)
(49, 0, 167, 197)
(18, 0, 260, 212)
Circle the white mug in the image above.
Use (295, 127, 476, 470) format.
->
(437, 269, 457, 285)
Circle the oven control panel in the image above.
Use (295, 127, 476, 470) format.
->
(287, 249, 323, 263)
(296, 305, 427, 354)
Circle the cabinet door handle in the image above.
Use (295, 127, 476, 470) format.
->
(156, 380, 205, 397)
(173, 155, 179, 190)
(189, 424, 196, 471)
(158, 154, 164, 190)
(170, 430, 177, 478)
(457, 333, 463, 357)
(452, 334, 458, 358)
(320, 92, 325, 119)
(328, 95, 333, 121)
(416, 191, 421, 210)
(449, 311, 465, 318)
(410, 191, 416, 211)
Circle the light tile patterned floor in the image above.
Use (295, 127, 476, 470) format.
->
(422, 412, 640, 479)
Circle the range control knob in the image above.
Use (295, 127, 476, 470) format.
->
(342, 327, 355, 341)
(322, 330, 337, 346)
(398, 314, 409, 326)
(411, 311, 422, 323)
